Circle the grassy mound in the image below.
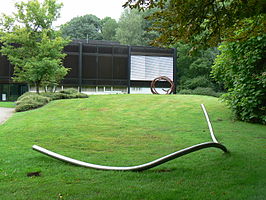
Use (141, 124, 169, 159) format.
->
(0, 95, 265, 200)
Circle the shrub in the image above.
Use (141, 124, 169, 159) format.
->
(16, 92, 37, 102)
(16, 94, 51, 112)
(59, 88, 79, 95)
(63, 92, 89, 99)
(183, 76, 211, 90)
(193, 87, 220, 97)
(16, 89, 89, 112)
(179, 89, 193, 95)
(57, 88, 89, 99)
(15, 87, 89, 112)
(40, 92, 66, 100)
(212, 31, 266, 124)
(179, 87, 221, 97)
(41, 90, 88, 100)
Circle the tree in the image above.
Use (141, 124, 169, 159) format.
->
(141, 8, 160, 45)
(125, 0, 266, 124)
(0, 0, 69, 93)
(212, 21, 266, 124)
(124, 0, 266, 48)
(101, 17, 118, 41)
(61, 14, 102, 40)
(115, 8, 159, 46)
(115, 9, 145, 45)
(174, 42, 220, 92)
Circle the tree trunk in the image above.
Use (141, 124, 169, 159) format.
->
(36, 83, 40, 94)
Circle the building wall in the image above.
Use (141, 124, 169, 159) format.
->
(0, 41, 176, 100)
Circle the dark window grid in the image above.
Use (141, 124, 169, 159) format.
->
(82, 53, 128, 57)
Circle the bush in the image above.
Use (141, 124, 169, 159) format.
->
(179, 87, 221, 97)
(182, 76, 211, 90)
(193, 87, 220, 97)
(16, 92, 37, 102)
(179, 89, 193, 95)
(58, 88, 89, 99)
(41, 90, 88, 100)
(212, 32, 266, 124)
(59, 88, 79, 95)
(63, 92, 89, 99)
(40, 92, 66, 100)
(16, 90, 89, 112)
(16, 94, 51, 112)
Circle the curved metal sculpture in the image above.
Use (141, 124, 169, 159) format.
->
(150, 76, 175, 94)
(32, 104, 228, 171)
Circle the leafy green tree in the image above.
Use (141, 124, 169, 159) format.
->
(101, 17, 118, 41)
(174, 42, 220, 92)
(0, 0, 69, 93)
(124, 0, 266, 48)
(141, 8, 160, 45)
(212, 21, 266, 124)
(125, 0, 266, 124)
(115, 9, 145, 45)
(115, 8, 159, 46)
(61, 14, 102, 40)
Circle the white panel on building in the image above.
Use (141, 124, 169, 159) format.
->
(130, 56, 173, 81)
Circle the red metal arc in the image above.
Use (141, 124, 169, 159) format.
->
(150, 76, 174, 94)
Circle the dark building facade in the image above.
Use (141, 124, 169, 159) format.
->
(0, 41, 176, 101)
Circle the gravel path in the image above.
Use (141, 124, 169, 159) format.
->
(0, 107, 15, 125)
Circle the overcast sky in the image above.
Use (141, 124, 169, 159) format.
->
(0, 0, 126, 27)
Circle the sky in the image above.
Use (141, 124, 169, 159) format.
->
(0, 0, 126, 26)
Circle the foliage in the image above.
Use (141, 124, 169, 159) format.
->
(58, 88, 88, 99)
(59, 9, 158, 46)
(140, 8, 160, 45)
(0, 0, 69, 93)
(59, 88, 79, 94)
(15, 89, 88, 112)
(1, 95, 266, 199)
(61, 14, 102, 40)
(115, 9, 145, 45)
(179, 87, 221, 97)
(17, 92, 37, 102)
(41, 91, 88, 100)
(39, 92, 65, 100)
(125, 1, 265, 124)
(115, 8, 160, 46)
(174, 42, 221, 92)
(16, 92, 51, 112)
(124, 0, 266, 48)
(182, 76, 212, 90)
(16, 88, 88, 112)
(101, 17, 118, 41)
(212, 31, 266, 124)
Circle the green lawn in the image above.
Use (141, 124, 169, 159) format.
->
(0, 95, 265, 200)
(0, 101, 16, 108)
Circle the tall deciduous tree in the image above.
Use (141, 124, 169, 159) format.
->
(124, 0, 266, 48)
(115, 9, 145, 45)
(61, 14, 102, 40)
(174, 42, 220, 92)
(115, 8, 159, 46)
(101, 17, 118, 41)
(0, 0, 69, 93)
(212, 19, 266, 124)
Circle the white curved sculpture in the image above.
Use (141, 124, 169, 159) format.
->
(32, 104, 228, 171)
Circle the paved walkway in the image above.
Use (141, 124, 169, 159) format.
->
(0, 107, 15, 125)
